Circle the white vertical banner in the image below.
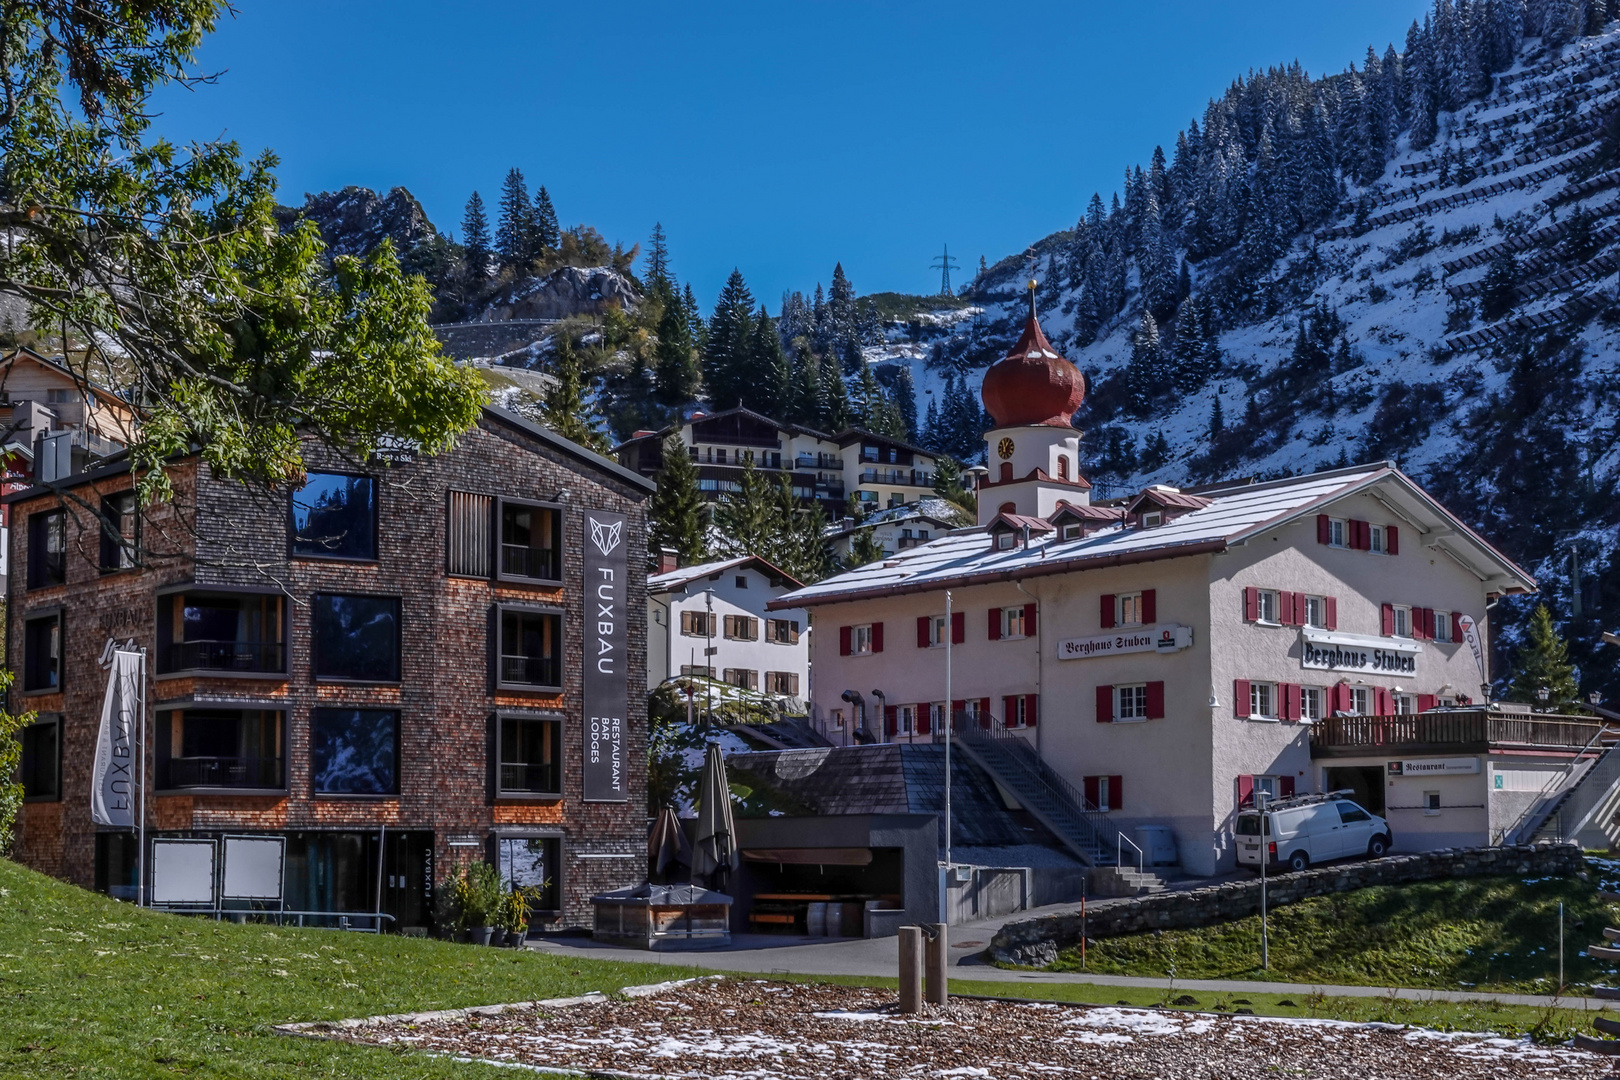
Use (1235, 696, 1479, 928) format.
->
(90, 649, 142, 827)
(1456, 614, 1487, 689)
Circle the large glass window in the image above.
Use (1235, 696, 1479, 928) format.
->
(22, 613, 60, 692)
(496, 836, 561, 913)
(497, 714, 562, 796)
(99, 492, 138, 572)
(310, 708, 398, 795)
(27, 510, 65, 588)
(498, 607, 562, 690)
(157, 709, 285, 790)
(291, 473, 376, 559)
(312, 594, 400, 682)
(20, 716, 61, 800)
(159, 592, 286, 675)
(499, 500, 561, 582)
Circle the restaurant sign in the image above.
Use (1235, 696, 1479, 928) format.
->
(1057, 623, 1193, 661)
(1387, 757, 1480, 776)
(1300, 629, 1420, 674)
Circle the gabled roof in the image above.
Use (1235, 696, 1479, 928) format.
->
(829, 426, 940, 459)
(769, 462, 1536, 610)
(614, 405, 837, 452)
(484, 407, 655, 494)
(1125, 486, 1212, 514)
(1, 346, 133, 412)
(986, 512, 1055, 534)
(648, 553, 803, 594)
(1050, 500, 1125, 523)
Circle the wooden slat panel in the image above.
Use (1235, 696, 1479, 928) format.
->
(447, 491, 492, 577)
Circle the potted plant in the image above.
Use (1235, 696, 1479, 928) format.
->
(501, 886, 534, 947)
(447, 863, 504, 945)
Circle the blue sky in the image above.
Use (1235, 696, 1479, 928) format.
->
(152, 1, 1429, 310)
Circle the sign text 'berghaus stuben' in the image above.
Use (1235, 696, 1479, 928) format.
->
(583, 510, 628, 802)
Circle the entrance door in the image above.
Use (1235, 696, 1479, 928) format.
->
(1324, 766, 1385, 816)
(381, 831, 434, 931)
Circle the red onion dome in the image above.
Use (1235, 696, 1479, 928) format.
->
(981, 288, 1085, 428)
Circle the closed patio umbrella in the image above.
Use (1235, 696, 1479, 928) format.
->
(647, 805, 691, 883)
(691, 744, 738, 890)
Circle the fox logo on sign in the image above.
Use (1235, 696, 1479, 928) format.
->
(589, 517, 622, 557)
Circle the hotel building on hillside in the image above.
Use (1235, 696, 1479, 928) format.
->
(8, 406, 651, 929)
(771, 286, 1566, 876)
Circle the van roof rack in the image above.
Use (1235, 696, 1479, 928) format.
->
(1248, 789, 1354, 812)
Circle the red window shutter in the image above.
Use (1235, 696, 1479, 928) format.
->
(1244, 586, 1259, 622)
(1096, 684, 1114, 723)
(872, 622, 884, 653)
(1324, 596, 1338, 631)
(1142, 589, 1157, 625)
(1381, 603, 1394, 636)
(1233, 679, 1251, 719)
(988, 608, 1001, 640)
(951, 611, 964, 644)
(1386, 525, 1399, 555)
(1100, 594, 1116, 629)
(1278, 591, 1295, 626)
(1280, 776, 1296, 798)
(917, 616, 931, 648)
(1295, 592, 1309, 627)
(1237, 774, 1255, 808)
(1110, 775, 1124, 811)
(1423, 607, 1436, 640)
(885, 705, 897, 737)
(1146, 681, 1165, 719)
(1317, 514, 1331, 545)
(1084, 775, 1101, 807)
(978, 698, 991, 728)
(1332, 681, 1352, 714)
(1025, 694, 1039, 728)
(1375, 687, 1392, 715)
(1003, 695, 1018, 726)
(1356, 520, 1371, 550)
(1285, 683, 1302, 721)
(1024, 602, 1037, 635)
(1417, 694, 1437, 713)
(840, 626, 852, 656)
(951, 699, 965, 730)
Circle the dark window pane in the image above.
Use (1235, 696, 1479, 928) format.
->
(498, 716, 560, 793)
(310, 708, 398, 795)
(162, 593, 285, 674)
(498, 609, 560, 688)
(158, 709, 284, 789)
(292, 473, 376, 559)
(500, 503, 560, 580)
(20, 719, 60, 799)
(313, 594, 400, 681)
(28, 511, 65, 587)
(99, 493, 137, 571)
(496, 836, 560, 912)
(23, 616, 60, 691)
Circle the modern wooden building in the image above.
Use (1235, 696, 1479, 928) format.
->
(8, 406, 651, 930)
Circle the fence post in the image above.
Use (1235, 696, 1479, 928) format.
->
(898, 926, 923, 1014)
(925, 923, 948, 1006)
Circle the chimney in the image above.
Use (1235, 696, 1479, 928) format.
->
(656, 547, 679, 574)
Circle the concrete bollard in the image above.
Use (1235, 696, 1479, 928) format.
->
(898, 926, 923, 1014)
(925, 922, 948, 1005)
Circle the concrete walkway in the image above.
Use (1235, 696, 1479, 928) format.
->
(527, 930, 1616, 1012)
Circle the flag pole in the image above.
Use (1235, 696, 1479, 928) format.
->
(944, 589, 953, 870)
(136, 647, 147, 907)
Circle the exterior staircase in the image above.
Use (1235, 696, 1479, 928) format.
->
(1088, 865, 1169, 897)
(1529, 734, 1620, 843)
(953, 719, 1137, 869)
(732, 717, 833, 751)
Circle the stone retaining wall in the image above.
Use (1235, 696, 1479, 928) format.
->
(989, 844, 1584, 967)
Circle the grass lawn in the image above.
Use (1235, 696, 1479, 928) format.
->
(0, 859, 1604, 1077)
(1047, 874, 1616, 993)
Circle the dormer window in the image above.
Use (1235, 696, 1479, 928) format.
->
(996, 532, 1016, 550)
(1141, 511, 1163, 529)
(1062, 523, 1080, 541)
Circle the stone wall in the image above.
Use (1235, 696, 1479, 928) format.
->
(989, 843, 1584, 967)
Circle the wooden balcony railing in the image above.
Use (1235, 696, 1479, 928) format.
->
(1310, 710, 1607, 755)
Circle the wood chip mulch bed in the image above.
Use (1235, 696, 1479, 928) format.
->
(286, 977, 1613, 1079)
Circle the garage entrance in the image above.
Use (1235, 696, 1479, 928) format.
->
(1324, 766, 1385, 815)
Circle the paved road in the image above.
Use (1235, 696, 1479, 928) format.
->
(527, 930, 1616, 1011)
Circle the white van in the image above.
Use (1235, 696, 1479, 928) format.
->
(1235, 791, 1392, 872)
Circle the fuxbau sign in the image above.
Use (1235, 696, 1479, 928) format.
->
(1300, 629, 1420, 674)
(1056, 623, 1193, 661)
(582, 510, 628, 803)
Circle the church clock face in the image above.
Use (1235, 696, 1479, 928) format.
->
(997, 437, 1015, 460)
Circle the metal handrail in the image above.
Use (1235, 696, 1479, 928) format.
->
(1118, 833, 1145, 872)
(147, 907, 396, 932)
(1498, 723, 1616, 844)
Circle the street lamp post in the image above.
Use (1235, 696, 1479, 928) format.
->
(1256, 789, 1271, 970)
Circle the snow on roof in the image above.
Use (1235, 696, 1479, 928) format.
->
(649, 554, 802, 593)
(771, 463, 1536, 609)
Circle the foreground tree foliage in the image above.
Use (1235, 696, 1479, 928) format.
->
(0, 1, 487, 504)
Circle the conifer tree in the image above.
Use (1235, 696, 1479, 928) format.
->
(827, 263, 859, 371)
(461, 191, 492, 281)
(496, 168, 534, 268)
(747, 305, 791, 416)
(1508, 604, 1579, 706)
(1481, 250, 1520, 320)
(922, 395, 941, 450)
(1208, 393, 1225, 437)
(890, 364, 919, 441)
(701, 269, 756, 410)
(649, 435, 707, 567)
(819, 351, 852, 432)
(682, 283, 706, 352)
(846, 527, 886, 569)
(1126, 311, 1166, 416)
(787, 343, 820, 427)
(645, 222, 672, 294)
(532, 186, 560, 252)
(712, 459, 779, 560)
(542, 336, 610, 453)
(654, 289, 700, 405)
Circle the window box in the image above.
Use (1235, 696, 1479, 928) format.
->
(497, 499, 562, 584)
(156, 708, 286, 792)
(290, 473, 377, 561)
(157, 590, 287, 677)
(496, 712, 562, 798)
(22, 611, 61, 693)
(496, 605, 563, 691)
(312, 593, 401, 682)
(310, 707, 398, 796)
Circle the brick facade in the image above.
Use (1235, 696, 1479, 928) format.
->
(8, 407, 651, 928)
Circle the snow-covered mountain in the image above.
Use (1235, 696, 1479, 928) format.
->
(865, 18, 1620, 692)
